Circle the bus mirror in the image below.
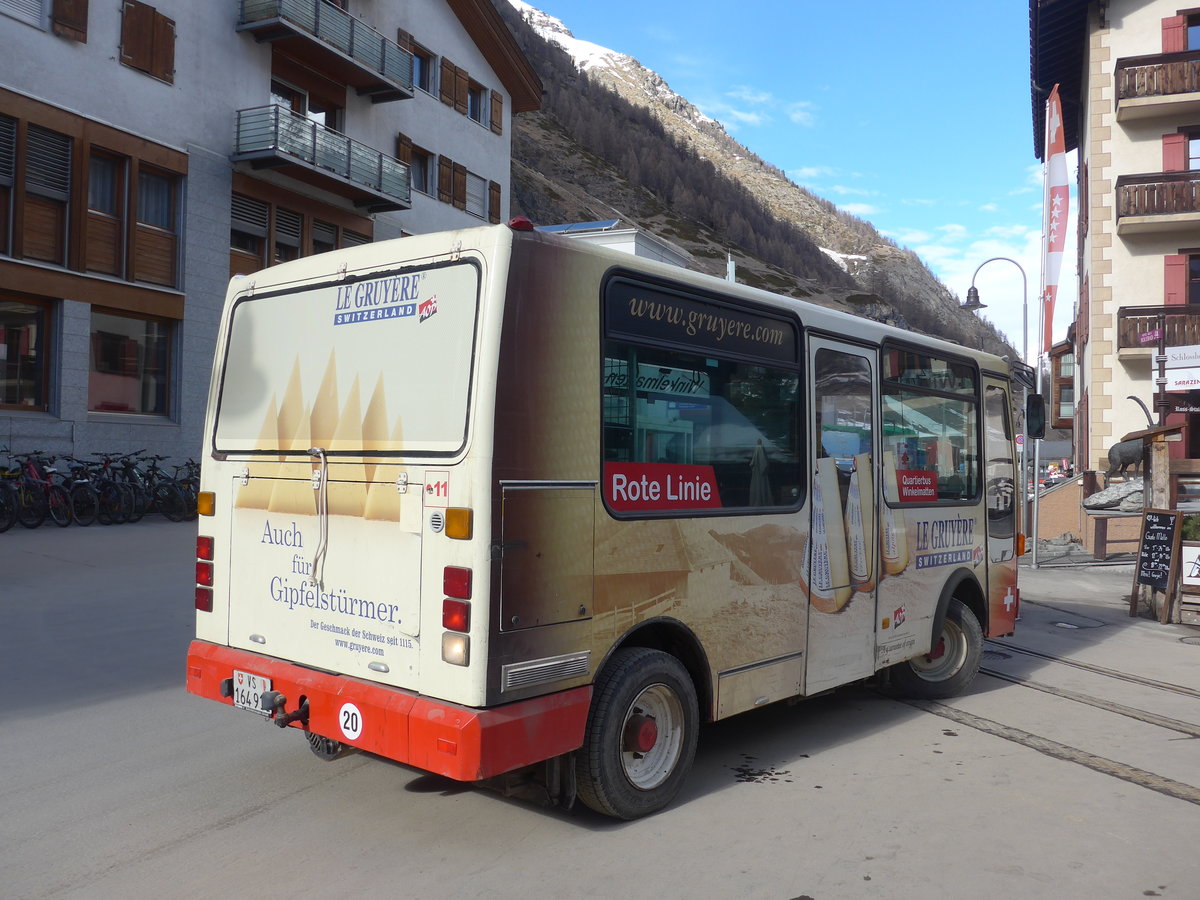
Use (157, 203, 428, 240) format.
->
(1026, 394, 1047, 440)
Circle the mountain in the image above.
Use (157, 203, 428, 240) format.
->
(495, 1, 1017, 357)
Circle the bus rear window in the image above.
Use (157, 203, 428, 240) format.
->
(213, 261, 479, 456)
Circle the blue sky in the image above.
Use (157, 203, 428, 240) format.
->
(516, 0, 1071, 362)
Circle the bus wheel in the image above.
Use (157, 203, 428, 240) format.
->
(575, 647, 698, 820)
(889, 598, 982, 700)
(306, 731, 349, 761)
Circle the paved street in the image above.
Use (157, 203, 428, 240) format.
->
(2, 522, 1200, 899)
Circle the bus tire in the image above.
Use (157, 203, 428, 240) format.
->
(888, 597, 982, 699)
(575, 647, 698, 820)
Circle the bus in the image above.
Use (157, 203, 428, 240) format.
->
(186, 220, 1037, 820)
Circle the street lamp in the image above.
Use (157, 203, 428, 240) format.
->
(965, 256, 1028, 366)
(963, 257, 1038, 566)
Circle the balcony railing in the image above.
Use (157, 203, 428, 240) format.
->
(238, 0, 412, 102)
(1115, 171, 1200, 235)
(1115, 50, 1200, 121)
(232, 106, 410, 212)
(1117, 305, 1200, 351)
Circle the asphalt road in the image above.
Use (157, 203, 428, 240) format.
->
(3, 522, 1200, 899)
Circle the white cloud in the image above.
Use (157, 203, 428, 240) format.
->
(726, 85, 773, 104)
(787, 102, 816, 126)
(790, 165, 836, 180)
(828, 184, 877, 197)
(980, 203, 998, 212)
(840, 203, 878, 216)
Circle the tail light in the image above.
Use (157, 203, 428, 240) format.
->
(442, 566, 472, 666)
(196, 535, 214, 612)
(443, 599, 470, 632)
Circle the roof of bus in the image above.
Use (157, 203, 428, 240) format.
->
(226, 223, 1012, 377)
(510, 226, 1012, 376)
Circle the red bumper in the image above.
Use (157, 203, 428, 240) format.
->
(185, 641, 591, 781)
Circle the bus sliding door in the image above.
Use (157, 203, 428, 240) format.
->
(805, 339, 880, 693)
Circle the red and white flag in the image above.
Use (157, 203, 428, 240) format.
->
(1041, 84, 1068, 355)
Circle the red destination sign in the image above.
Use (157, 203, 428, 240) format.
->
(896, 470, 939, 503)
(604, 462, 723, 512)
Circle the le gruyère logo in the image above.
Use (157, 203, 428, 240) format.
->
(333, 273, 424, 326)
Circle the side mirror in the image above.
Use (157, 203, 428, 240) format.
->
(1026, 394, 1047, 440)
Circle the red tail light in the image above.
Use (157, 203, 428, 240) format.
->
(443, 598, 470, 633)
(443, 566, 472, 599)
(196, 536, 214, 612)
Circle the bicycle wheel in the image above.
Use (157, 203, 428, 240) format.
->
(0, 482, 17, 533)
(70, 483, 99, 526)
(17, 484, 47, 529)
(153, 482, 188, 522)
(47, 484, 72, 527)
(124, 483, 148, 523)
(112, 483, 134, 524)
(96, 481, 123, 525)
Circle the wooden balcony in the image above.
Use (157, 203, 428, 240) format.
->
(1115, 50, 1200, 121)
(1117, 305, 1200, 352)
(238, 0, 413, 102)
(232, 106, 410, 213)
(1115, 171, 1200, 235)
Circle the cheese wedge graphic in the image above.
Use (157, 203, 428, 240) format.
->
(808, 456, 853, 613)
(845, 452, 875, 591)
(882, 450, 910, 575)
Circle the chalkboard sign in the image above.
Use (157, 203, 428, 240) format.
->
(1133, 509, 1181, 594)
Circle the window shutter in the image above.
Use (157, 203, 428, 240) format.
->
(454, 67, 469, 115)
(395, 133, 413, 165)
(1166, 255, 1188, 305)
(0, 115, 15, 186)
(276, 208, 302, 249)
(437, 155, 452, 203)
(25, 125, 73, 200)
(452, 162, 467, 210)
(1163, 132, 1187, 172)
(120, 1, 153, 69)
(490, 91, 503, 135)
(151, 10, 175, 83)
(231, 193, 269, 238)
(1162, 15, 1186, 53)
(342, 229, 370, 247)
(488, 180, 501, 224)
(51, 0, 88, 42)
(440, 58, 455, 106)
(395, 28, 413, 52)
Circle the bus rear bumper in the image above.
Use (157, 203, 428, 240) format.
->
(185, 640, 592, 782)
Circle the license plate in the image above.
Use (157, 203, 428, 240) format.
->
(232, 669, 271, 716)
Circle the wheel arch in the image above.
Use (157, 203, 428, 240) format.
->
(601, 617, 713, 723)
(930, 567, 987, 647)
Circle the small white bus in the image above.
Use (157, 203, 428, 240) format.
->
(187, 221, 1033, 819)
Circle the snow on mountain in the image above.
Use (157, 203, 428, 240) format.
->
(507, 0, 716, 130)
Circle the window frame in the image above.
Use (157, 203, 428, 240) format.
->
(600, 271, 804, 519)
(879, 341, 982, 508)
(87, 305, 172, 417)
(0, 292, 53, 413)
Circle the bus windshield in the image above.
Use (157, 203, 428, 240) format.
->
(213, 260, 480, 456)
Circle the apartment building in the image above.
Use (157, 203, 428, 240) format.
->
(0, 0, 540, 460)
(1031, 0, 1200, 475)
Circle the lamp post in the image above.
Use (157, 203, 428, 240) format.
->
(962, 257, 1038, 567)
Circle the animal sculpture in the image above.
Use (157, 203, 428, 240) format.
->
(1104, 395, 1155, 485)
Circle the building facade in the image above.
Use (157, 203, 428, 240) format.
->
(1032, 0, 1200, 476)
(0, 0, 539, 461)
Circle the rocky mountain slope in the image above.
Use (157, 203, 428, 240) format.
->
(497, 1, 1016, 357)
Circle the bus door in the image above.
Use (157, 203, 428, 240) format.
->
(983, 377, 1019, 635)
(805, 339, 880, 693)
